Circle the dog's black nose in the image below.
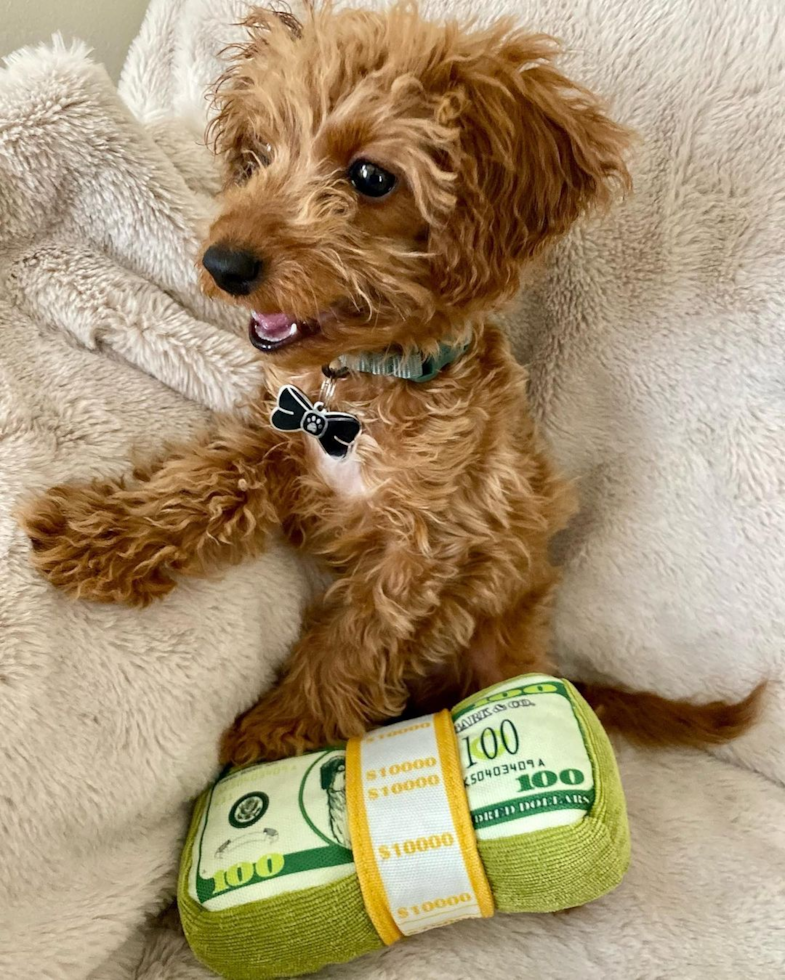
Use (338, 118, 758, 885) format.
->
(202, 244, 263, 296)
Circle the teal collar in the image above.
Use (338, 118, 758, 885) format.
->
(334, 340, 469, 384)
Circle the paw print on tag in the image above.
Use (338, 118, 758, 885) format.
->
(302, 411, 327, 436)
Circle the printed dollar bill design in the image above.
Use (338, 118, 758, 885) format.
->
(190, 748, 354, 910)
(189, 675, 595, 910)
(451, 674, 595, 840)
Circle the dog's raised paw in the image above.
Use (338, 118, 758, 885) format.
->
(19, 491, 69, 552)
(17, 486, 175, 606)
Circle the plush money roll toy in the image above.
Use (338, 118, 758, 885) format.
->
(179, 675, 630, 979)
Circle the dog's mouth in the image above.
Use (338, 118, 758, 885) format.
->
(248, 311, 321, 352)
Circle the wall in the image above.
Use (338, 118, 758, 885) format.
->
(0, 0, 149, 78)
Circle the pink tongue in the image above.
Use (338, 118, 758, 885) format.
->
(252, 312, 299, 341)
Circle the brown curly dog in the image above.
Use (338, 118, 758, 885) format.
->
(20, 2, 762, 763)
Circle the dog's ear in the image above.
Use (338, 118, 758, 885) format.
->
(430, 29, 632, 312)
(207, 7, 304, 185)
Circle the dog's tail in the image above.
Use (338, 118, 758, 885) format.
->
(576, 681, 765, 747)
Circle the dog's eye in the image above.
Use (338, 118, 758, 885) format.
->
(235, 144, 272, 184)
(347, 159, 397, 198)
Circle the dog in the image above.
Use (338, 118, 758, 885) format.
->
(20, 2, 761, 763)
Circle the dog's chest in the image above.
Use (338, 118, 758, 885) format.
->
(310, 442, 369, 498)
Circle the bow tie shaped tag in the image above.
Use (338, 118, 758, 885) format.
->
(271, 385, 361, 459)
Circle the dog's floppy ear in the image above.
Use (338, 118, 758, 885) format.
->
(207, 6, 304, 184)
(431, 28, 632, 312)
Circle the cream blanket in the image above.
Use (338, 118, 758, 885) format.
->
(2, 0, 784, 977)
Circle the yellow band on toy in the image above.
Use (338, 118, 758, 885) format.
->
(432, 709, 494, 920)
(346, 736, 402, 945)
(347, 710, 493, 944)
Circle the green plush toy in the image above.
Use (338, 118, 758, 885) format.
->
(179, 674, 630, 980)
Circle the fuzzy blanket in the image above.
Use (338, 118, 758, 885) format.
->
(1, 0, 784, 978)
(0, 33, 310, 980)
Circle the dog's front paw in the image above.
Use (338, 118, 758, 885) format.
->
(220, 697, 337, 765)
(20, 488, 93, 596)
(19, 485, 174, 606)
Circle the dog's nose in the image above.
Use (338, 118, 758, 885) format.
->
(202, 244, 263, 296)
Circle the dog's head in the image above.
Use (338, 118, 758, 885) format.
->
(201, 2, 630, 368)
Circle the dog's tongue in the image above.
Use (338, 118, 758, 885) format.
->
(251, 312, 301, 342)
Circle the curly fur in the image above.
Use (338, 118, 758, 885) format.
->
(19, 2, 762, 762)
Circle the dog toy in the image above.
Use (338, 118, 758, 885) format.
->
(179, 674, 629, 979)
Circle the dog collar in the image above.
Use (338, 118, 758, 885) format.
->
(332, 341, 469, 384)
(275, 341, 469, 460)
